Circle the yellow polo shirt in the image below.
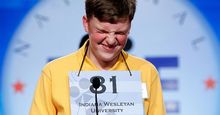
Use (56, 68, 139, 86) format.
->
(30, 42, 166, 115)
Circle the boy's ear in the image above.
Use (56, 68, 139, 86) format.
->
(82, 15, 89, 32)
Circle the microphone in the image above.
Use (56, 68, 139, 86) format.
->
(92, 77, 101, 89)
(92, 77, 100, 115)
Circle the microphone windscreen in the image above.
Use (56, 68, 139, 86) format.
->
(92, 77, 100, 89)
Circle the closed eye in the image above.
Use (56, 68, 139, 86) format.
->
(96, 29, 108, 34)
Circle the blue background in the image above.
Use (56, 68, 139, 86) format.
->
(0, 0, 220, 114)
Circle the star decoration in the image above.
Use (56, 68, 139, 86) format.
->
(204, 77, 216, 90)
(13, 81, 25, 93)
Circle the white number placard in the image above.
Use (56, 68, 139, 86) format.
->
(69, 71, 144, 115)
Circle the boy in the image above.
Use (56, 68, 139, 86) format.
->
(30, 0, 166, 114)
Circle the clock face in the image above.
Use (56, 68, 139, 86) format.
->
(2, 0, 220, 115)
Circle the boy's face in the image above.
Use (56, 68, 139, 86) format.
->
(83, 16, 131, 68)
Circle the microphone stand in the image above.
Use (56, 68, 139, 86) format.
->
(92, 77, 100, 115)
(95, 88, 99, 115)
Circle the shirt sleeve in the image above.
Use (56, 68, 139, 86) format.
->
(29, 69, 56, 115)
(147, 73, 166, 115)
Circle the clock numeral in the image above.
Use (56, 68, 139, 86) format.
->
(145, 0, 159, 5)
(14, 39, 30, 57)
(192, 36, 205, 50)
(63, 0, 70, 6)
(34, 14, 49, 28)
(174, 11, 187, 25)
(153, 0, 159, 5)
